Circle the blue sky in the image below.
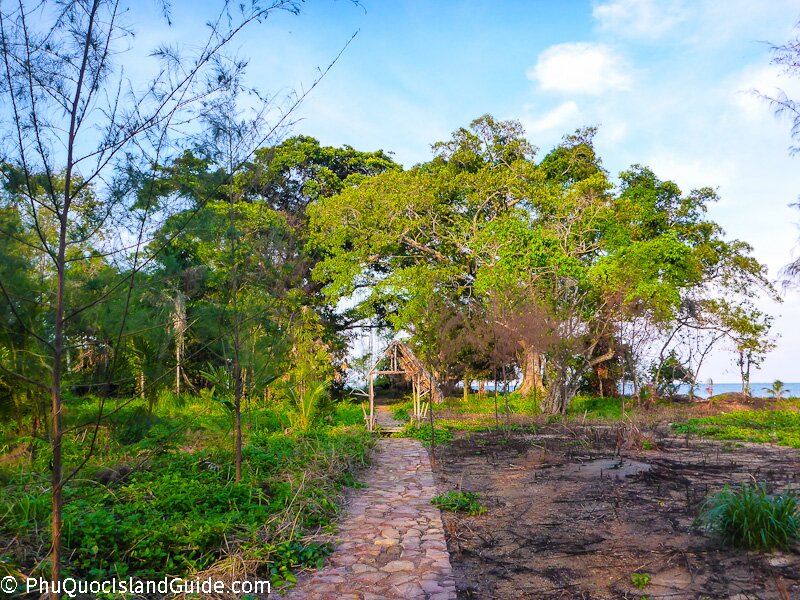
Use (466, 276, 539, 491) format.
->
(143, 0, 800, 381)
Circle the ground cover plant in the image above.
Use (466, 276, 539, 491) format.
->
(431, 491, 487, 516)
(395, 392, 630, 422)
(672, 408, 800, 448)
(0, 394, 373, 587)
(698, 482, 800, 551)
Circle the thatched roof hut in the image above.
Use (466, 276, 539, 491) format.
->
(365, 340, 442, 431)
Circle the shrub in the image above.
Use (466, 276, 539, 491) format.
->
(698, 482, 799, 551)
(431, 491, 487, 515)
(398, 423, 454, 446)
(392, 405, 410, 421)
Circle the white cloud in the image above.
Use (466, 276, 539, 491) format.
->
(523, 101, 582, 134)
(528, 42, 632, 95)
(593, 0, 688, 39)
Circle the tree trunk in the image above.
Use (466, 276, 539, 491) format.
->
(234, 363, 242, 481)
(517, 346, 543, 396)
(439, 377, 458, 398)
(493, 372, 499, 430)
(588, 341, 619, 398)
(502, 364, 510, 437)
(229, 146, 244, 483)
(173, 291, 186, 395)
(428, 373, 436, 467)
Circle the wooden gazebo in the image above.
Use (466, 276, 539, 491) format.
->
(365, 341, 442, 432)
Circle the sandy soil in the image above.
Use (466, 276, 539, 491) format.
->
(432, 424, 800, 600)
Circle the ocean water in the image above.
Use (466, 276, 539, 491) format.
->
(470, 381, 800, 399)
(672, 382, 800, 399)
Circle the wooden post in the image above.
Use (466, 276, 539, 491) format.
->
(428, 372, 436, 467)
(412, 377, 418, 424)
(368, 372, 375, 432)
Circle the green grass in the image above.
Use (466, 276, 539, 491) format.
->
(698, 482, 799, 551)
(567, 395, 627, 420)
(431, 491, 487, 515)
(436, 391, 543, 415)
(394, 417, 530, 447)
(392, 404, 410, 421)
(397, 422, 455, 446)
(0, 395, 373, 583)
(434, 392, 630, 421)
(672, 410, 800, 448)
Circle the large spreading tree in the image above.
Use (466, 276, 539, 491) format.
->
(309, 115, 775, 412)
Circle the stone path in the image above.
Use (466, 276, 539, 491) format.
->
(374, 404, 404, 432)
(282, 438, 456, 599)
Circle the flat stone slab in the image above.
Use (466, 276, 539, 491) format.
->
(280, 439, 456, 599)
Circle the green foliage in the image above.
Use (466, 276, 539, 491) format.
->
(309, 117, 773, 415)
(396, 418, 514, 445)
(265, 540, 333, 587)
(567, 395, 626, 420)
(287, 381, 330, 432)
(434, 392, 626, 421)
(0, 395, 373, 581)
(431, 491, 487, 515)
(697, 482, 799, 551)
(437, 392, 538, 416)
(764, 380, 787, 400)
(630, 572, 651, 590)
(672, 410, 800, 448)
(399, 423, 455, 446)
(651, 351, 693, 397)
(330, 402, 366, 427)
(392, 405, 411, 421)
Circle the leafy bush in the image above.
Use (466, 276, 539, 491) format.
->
(698, 482, 799, 551)
(287, 381, 330, 432)
(392, 405, 410, 421)
(439, 391, 540, 416)
(330, 402, 365, 426)
(265, 540, 333, 587)
(0, 393, 373, 583)
(399, 423, 454, 446)
(431, 491, 487, 515)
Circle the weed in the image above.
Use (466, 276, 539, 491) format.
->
(697, 482, 799, 551)
(631, 571, 651, 589)
(266, 540, 333, 587)
(431, 491, 487, 516)
(397, 423, 455, 446)
(392, 406, 410, 421)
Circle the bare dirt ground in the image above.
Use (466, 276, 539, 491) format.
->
(432, 423, 800, 600)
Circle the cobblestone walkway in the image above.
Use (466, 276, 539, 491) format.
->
(282, 438, 456, 599)
(375, 404, 404, 430)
